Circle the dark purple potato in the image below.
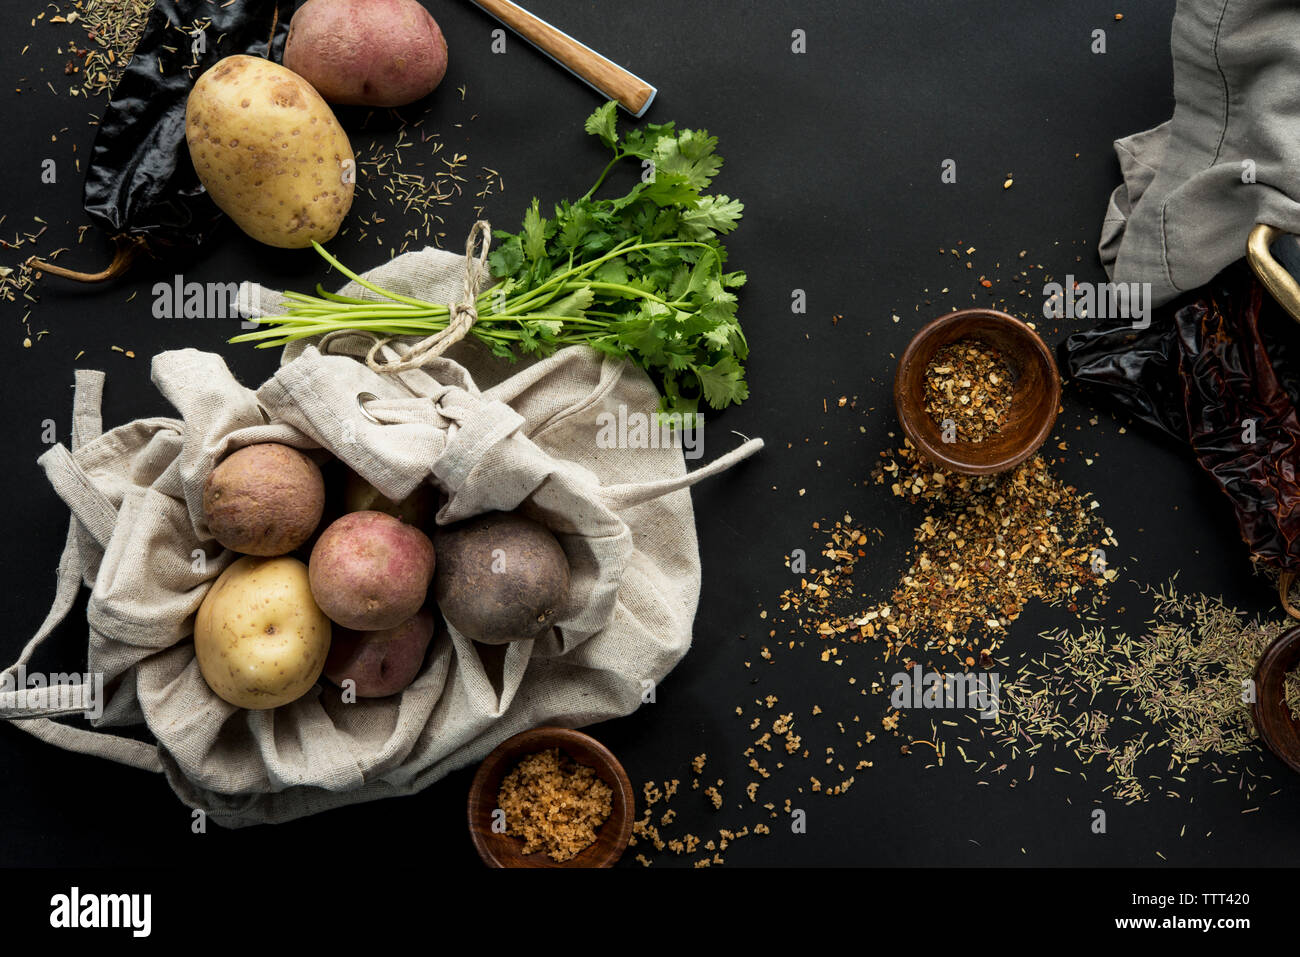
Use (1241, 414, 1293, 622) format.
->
(433, 512, 571, 645)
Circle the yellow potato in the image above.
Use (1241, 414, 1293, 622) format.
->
(185, 55, 354, 248)
(194, 556, 332, 710)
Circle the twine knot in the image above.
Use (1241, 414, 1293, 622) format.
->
(323, 220, 492, 374)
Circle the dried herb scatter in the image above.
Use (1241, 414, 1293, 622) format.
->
(497, 748, 612, 863)
(1287, 668, 1300, 723)
(981, 581, 1291, 803)
(923, 337, 1013, 442)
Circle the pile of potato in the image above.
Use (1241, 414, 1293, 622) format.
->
(195, 443, 571, 710)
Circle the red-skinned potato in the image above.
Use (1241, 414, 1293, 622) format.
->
(308, 510, 436, 631)
(283, 0, 448, 108)
(324, 608, 435, 697)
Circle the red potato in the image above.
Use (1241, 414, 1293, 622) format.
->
(283, 0, 449, 108)
(324, 608, 435, 697)
(309, 510, 436, 631)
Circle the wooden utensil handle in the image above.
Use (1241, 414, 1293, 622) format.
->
(471, 0, 657, 116)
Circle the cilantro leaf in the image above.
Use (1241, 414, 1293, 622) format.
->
(488, 235, 524, 279)
(583, 100, 619, 149)
(694, 355, 749, 408)
(620, 121, 678, 159)
(653, 129, 723, 190)
(681, 195, 745, 239)
(522, 199, 549, 264)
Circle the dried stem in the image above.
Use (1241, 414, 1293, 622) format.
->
(27, 235, 144, 284)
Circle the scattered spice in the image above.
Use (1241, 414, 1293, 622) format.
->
(350, 126, 501, 253)
(55, 0, 153, 98)
(975, 580, 1289, 803)
(812, 441, 1114, 660)
(497, 748, 612, 863)
(922, 337, 1013, 442)
(631, 760, 769, 867)
(1287, 667, 1300, 723)
(628, 248, 1290, 866)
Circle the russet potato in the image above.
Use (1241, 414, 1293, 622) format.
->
(194, 556, 332, 710)
(185, 55, 354, 248)
(203, 443, 325, 556)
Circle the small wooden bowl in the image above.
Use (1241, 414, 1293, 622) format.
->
(1253, 626, 1300, 775)
(894, 308, 1061, 476)
(467, 727, 635, 868)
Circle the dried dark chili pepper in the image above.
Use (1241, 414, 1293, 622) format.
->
(1064, 263, 1300, 616)
(1063, 263, 1300, 438)
(30, 0, 293, 283)
(1175, 278, 1300, 616)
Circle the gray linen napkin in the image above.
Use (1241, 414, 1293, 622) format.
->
(1102, 0, 1300, 305)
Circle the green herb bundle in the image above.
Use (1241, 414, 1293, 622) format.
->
(231, 101, 749, 414)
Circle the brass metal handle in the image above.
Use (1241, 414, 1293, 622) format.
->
(1247, 223, 1300, 323)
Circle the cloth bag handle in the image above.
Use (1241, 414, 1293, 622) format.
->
(0, 369, 163, 774)
(598, 436, 764, 511)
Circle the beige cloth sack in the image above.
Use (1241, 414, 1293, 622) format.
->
(0, 247, 761, 827)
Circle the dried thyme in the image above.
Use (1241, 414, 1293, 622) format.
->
(50, 0, 152, 98)
(972, 580, 1291, 803)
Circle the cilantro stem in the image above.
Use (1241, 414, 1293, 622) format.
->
(580, 151, 627, 201)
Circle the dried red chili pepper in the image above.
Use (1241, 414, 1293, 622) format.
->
(1175, 278, 1300, 615)
(1066, 263, 1300, 616)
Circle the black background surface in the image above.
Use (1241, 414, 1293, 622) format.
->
(1, 0, 1296, 872)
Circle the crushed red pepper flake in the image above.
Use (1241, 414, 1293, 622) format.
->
(923, 337, 1013, 443)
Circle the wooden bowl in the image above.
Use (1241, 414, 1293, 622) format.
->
(1253, 625, 1300, 775)
(894, 309, 1061, 476)
(467, 726, 635, 868)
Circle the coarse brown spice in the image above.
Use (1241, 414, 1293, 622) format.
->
(923, 337, 1014, 442)
(497, 748, 612, 863)
(776, 441, 1114, 665)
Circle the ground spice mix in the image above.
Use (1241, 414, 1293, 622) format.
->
(497, 749, 613, 863)
(777, 440, 1116, 665)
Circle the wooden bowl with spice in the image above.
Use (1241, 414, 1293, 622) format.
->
(1253, 625, 1300, 775)
(467, 726, 635, 868)
(894, 308, 1060, 476)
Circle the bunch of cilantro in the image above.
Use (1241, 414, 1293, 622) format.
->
(233, 101, 748, 415)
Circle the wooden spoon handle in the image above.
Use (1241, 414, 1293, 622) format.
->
(469, 0, 657, 116)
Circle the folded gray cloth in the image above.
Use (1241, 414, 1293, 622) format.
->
(1102, 0, 1300, 305)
